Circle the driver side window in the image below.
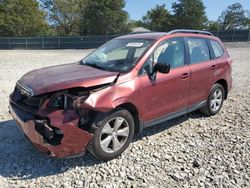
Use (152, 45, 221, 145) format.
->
(155, 38, 185, 68)
(141, 38, 185, 75)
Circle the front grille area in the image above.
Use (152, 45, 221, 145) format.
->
(12, 87, 42, 110)
(12, 87, 26, 101)
(10, 102, 35, 122)
(23, 97, 42, 108)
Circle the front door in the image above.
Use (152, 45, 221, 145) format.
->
(139, 37, 191, 123)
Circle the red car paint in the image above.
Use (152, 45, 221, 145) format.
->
(9, 32, 232, 158)
(19, 63, 119, 95)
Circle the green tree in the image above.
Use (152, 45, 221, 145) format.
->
(79, 0, 129, 35)
(40, 0, 84, 36)
(124, 20, 146, 32)
(133, 20, 147, 28)
(206, 21, 220, 31)
(142, 4, 172, 32)
(172, 0, 207, 30)
(0, 0, 49, 37)
(218, 3, 248, 30)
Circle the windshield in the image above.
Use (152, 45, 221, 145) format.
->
(81, 38, 153, 72)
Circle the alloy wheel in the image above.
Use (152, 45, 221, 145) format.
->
(210, 88, 223, 112)
(99, 117, 129, 153)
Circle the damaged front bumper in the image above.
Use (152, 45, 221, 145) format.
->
(9, 101, 93, 158)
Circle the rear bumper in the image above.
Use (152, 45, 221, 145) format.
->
(9, 102, 93, 158)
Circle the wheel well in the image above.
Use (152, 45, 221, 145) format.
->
(216, 79, 228, 99)
(118, 103, 141, 134)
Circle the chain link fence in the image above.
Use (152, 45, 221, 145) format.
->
(0, 30, 249, 49)
(0, 35, 119, 49)
(211, 29, 250, 42)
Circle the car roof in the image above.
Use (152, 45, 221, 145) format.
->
(117, 32, 167, 40)
(116, 30, 218, 41)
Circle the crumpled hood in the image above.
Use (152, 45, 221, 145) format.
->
(18, 62, 119, 96)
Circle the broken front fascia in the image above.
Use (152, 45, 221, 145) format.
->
(10, 80, 118, 158)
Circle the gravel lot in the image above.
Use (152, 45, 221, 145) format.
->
(0, 44, 249, 188)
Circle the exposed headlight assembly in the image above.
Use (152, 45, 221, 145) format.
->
(16, 81, 34, 97)
(48, 92, 90, 110)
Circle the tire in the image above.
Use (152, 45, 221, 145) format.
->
(88, 108, 135, 161)
(200, 83, 225, 116)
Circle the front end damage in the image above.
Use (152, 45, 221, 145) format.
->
(9, 81, 116, 158)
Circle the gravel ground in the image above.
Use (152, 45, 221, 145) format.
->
(0, 45, 249, 188)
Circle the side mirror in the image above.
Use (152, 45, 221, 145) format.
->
(153, 63, 170, 74)
(149, 63, 170, 80)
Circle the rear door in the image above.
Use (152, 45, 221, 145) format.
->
(185, 37, 215, 107)
(208, 39, 232, 93)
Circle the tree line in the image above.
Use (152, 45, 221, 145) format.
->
(0, 0, 249, 37)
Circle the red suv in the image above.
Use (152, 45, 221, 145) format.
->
(9, 30, 232, 161)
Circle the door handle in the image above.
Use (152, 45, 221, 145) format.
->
(181, 73, 189, 80)
(211, 65, 217, 71)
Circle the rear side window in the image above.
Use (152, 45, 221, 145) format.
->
(187, 38, 210, 64)
(210, 40, 224, 58)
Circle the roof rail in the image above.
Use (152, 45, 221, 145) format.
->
(129, 31, 152, 35)
(168, 29, 213, 36)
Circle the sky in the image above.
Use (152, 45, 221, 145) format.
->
(124, 0, 250, 21)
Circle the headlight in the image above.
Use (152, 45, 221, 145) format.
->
(16, 81, 34, 97)
(48, 91, 90, 110)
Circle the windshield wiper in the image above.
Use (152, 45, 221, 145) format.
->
(82, 61, 121, 72)
(83, 62, 107, 71)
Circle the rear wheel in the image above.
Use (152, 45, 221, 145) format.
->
(200, 83, 225, 116)
(88, 108, 134, 161)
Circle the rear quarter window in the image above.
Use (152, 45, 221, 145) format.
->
(210, 40, 224, 59)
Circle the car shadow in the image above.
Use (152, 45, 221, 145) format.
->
(135, 111, 205, 141)
(0, 119, 102, 180)
(0, 111, 204, 180)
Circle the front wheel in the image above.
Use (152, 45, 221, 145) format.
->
(200, 83, 225, 116)
(88, 108, 135, 161)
